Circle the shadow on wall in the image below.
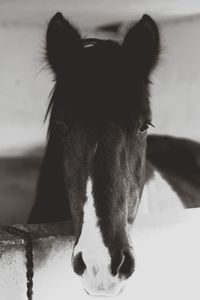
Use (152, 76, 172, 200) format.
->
(0, 147, 43, 225)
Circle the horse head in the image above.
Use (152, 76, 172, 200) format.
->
(45, 12, 160, 296)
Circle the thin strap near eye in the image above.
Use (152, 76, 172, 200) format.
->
(83, 38, 102, 48)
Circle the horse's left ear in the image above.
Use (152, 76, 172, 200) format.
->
(46, 12, 82, 75)
(123, 15, 160, 78)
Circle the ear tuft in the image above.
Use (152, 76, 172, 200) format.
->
(123, 14, 160, 78)
(46, 12, 82, 75)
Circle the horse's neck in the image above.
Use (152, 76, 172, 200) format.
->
(138, 161, 184, 214)
(29, 133, 72, 223)
(146, 134, 200, 209)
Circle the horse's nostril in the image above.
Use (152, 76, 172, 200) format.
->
(73, 252, 86, 276)
(111, 249, 135, 279)
(119, 250, 135, 279)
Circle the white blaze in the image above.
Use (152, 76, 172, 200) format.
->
(73, 177, 124, 296)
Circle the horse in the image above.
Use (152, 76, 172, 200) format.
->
(28, 12, 200, 296)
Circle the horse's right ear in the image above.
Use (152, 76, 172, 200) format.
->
(46, 12, 82, 75)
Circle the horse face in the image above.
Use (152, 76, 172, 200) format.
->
(63, 120, 146, 296)
(46, 12, 160, 296)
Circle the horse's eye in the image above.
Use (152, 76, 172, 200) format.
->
(138, 122, 154, 136)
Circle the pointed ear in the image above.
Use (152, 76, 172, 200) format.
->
(46, 12, 82, 75)
(123, 15, 160, 78)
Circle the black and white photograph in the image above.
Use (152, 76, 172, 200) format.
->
(0, 1, 200, 300)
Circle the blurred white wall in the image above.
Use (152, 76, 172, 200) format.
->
(151, 17, 200, 141)
(0, 25, 50, 156)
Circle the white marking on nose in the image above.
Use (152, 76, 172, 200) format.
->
(73, 177, 124, 295)
(73, 177, 111, 270)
